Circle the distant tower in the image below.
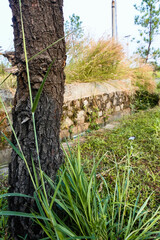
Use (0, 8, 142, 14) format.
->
(112, 0, 117, 39)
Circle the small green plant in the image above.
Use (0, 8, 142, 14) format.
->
(69, 125, 74, 139)
(88, 107, 100, 130)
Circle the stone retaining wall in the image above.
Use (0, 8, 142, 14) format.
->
(60, 90, 131, 139)
(0, 80, 133, 164)
(60, 80, 133, 139)
(0, 79, 133, 144)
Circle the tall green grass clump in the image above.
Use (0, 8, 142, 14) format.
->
(65, 38, 132, 83)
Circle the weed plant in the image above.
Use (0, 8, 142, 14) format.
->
(55, 146, 160, 239)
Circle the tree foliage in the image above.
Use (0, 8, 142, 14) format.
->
(134, 0, 160, 64)
(65, 14, 84, 63)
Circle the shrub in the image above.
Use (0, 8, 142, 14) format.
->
(131, 90, 159, 111)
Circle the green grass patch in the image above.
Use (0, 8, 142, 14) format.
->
(79, 107, 160, 209)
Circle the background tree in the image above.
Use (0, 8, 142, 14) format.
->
(65, 13, 84, 63)
(8, 0, 65, 239)
(134, 0, 160, 64)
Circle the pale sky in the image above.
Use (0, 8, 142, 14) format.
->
(0, 0, 144, 58)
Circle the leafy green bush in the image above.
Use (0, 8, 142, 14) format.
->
(131, 90, 159, 111)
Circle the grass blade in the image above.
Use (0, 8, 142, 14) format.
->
(0, 117, 7, 125)
(0, 211, 49, 220)
(31, 59, 55, 113)
(0, 73, 12, 86)
(1, 131, 23, 160)
(0, 193, 33, 199)
(28, 29, 78, 62)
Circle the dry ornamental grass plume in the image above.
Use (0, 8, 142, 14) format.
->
(65, 38, 128, 83)
(65, 38, 156, 94)
(131, 57, 156, 93)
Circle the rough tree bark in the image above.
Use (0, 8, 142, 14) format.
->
(8, 0, 66, 239)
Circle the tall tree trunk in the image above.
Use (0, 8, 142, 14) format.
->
(8, 0, 66, 239)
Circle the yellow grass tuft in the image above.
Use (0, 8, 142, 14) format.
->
(131, 57, 156, 93)
(65, 38, 129, 83)
(65, 38, 156, 93)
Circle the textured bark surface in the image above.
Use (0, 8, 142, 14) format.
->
(8, 0, 65, 239)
